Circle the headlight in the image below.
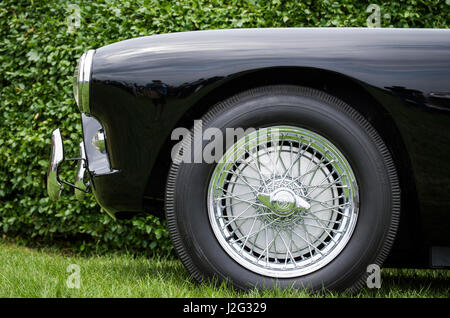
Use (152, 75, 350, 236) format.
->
(73, 49, 95, 114)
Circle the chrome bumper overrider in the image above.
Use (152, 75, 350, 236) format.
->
(47, 129, 90, 201)
(47, 129, 64, 200)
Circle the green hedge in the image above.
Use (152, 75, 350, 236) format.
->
(0, 0, 448, 255)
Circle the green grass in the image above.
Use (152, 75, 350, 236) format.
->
(0, 240, 448, 298)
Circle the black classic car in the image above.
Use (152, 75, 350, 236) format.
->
(48, 28, 450, 292)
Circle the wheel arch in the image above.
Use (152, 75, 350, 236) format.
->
(145, 67, 422, 264)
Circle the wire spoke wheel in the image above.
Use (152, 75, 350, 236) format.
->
(208, 126, 359, 278)
(167, 86, 400, 291)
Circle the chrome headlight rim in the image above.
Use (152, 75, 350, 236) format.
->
(74, 49, 95, 114)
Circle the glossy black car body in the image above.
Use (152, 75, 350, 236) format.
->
(80, 28, 450, 268)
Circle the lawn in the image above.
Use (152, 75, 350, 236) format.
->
(0, 240, 448, 298)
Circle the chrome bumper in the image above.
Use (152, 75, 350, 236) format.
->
(47, 129, 89, 200)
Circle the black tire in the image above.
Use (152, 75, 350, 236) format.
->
(165, 85, 400, 292)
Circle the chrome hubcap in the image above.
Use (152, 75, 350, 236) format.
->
(257, 187, 310, 217)
(207, 126, 359, 278)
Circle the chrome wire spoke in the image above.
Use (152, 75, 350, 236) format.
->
(303, 221, 343, 236)
(248, 216, 266, 255)
(218, 211, 272, 221)
(301, 224, 314, 261)
(304, 214, 341, 241)
(301, 223, 330, 255)
(265, 145, 279, 179)
(278, 139, 310, 181)
(228, 165, 262, 194)
(240, 216, 259, 253)
(225, 214, 254, 238)
(293, 192, 348, 210)
(309, 202, 351, 212)
(232, 218, 279, 245)
(279, 230, 297, 267)
(232, 162, 269, 184)
(241, 149, 272, 189)
(302, 215, 341, 224)
(222, 196, 267, 209)
(302, 183, 348, 190)
(226, 172, 265, 183)
(284, 156, 334, 188)
(305, 158, 333, 187)
(221, 204, 256, 227)
(291, 227, 325, 257)
(309, 199, 350, 218)
(275, 135, 289, 175)
(256, 225, 283, 262)
(216, 189, 258, 200)
(309, 175, 343, 199)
